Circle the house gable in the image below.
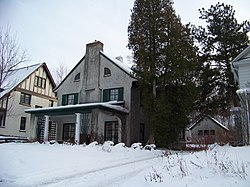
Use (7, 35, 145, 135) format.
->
(99, 52, 135, 106)
(100, 52, 134, 78)
(17, 63, 56, 99)
(231, 45, 250, 88)
(55, 41, 135, 106)
(189, 115, 229, 131)
(0, 63, 56, 99)
(54, 56, 85, 92)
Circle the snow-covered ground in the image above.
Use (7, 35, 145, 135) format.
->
(0, 142, 250, 187)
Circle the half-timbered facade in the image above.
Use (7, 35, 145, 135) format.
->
(0, 63, 57, 139)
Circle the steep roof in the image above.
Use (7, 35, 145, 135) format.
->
(53, 56, 84, 91)
(231, 45, 250, 65)
(54, 51, 134, 91)
(188, 115, 229, 131)
(100, 51, 134, 77)
(0, 63, 55, 98)
(231, 45, 250, 82)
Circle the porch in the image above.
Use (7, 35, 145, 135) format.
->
(25, 101, 128, 144)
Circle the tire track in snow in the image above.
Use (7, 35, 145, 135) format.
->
(36, 154, 161, 187)
(47, 161, 152, 187)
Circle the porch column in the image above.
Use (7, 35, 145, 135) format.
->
(75, 113, 81, 144)
(44, 115, 49, 142)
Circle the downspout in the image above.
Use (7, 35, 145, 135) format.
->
(245, 91, 250, 145)
(3, 94, 9, 127)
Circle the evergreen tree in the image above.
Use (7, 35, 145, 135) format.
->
(128, 0, 198, 145)
(192, 2, 249, 116)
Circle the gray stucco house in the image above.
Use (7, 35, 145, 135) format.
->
(231, 45, 250, 145)
(26, 41, 147, 145)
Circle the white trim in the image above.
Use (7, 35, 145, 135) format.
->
(44, 115, 49, 142)
(75, 113, 81, 144)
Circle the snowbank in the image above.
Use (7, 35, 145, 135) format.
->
(0, 143, 250, 187)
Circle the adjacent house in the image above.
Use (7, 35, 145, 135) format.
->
(187, 115, 229, 144)
(231, 45, 250, 145)
(0, 63, 57, 140)
(26, 41, 148, 145)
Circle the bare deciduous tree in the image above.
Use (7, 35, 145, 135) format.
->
(52, 62, 68, 86)
(0, 27, 27, 90)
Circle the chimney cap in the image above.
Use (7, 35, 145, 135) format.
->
(86, 40, 103, 48)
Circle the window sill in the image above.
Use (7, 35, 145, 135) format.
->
(104, 74, 111, 77)
(74, 80, 80, 82)
(0, 126, 5, 128)
(19, 130, 26, 132)
(34, 86, 45, 89)
(19, 103, 31, 107)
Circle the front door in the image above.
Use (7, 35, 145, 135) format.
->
(63, 123, 75, 142)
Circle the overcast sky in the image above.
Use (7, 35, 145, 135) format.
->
(0, 0, 249, 72)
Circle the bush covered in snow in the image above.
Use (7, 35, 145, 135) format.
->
(102, 141, 114, 152)
(87, 141, 98, 148)
(144, 144, 156, 151)
(131, 142, 143, 149)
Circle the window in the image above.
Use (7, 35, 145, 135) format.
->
(20, 117, 26, 131)
(139, 123, 145, 142)
(105, 121, 118, 144)
(35, 76, 46, 88)
(204, 130, 209, 136)
(63, 123, 75, 141)
(110, 89, 119, 101)
(49, 100, 54, 107)
(104, 67, 111, 76)
(210, 130, 215, 135)
(74, 73, 80, 81)
(103, 87, 123, 102)
(20, 93, 31, 105)
(198, 130, 203, 136)
(62, 93, 78, 105)
(83, 113, 90, 120)
(68, 94, 75, 105)
(0, 113, 5, 127)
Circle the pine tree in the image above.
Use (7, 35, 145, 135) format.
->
(128, 0, 198, 145)
(192, 2, 249, 116)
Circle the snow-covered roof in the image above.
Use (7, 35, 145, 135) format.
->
(231, 45, 250, 83)
(0, 63, 42, 98)
(236, 88, 250, 95)
(231, 45, 250, 65)
(100, 51, 134, 77)
(25, 101, 129, 116)
(54, 42, 135, 92)
(188, 115, 229, 131)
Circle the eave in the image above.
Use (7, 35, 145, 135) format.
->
(25, 101, 128, 116)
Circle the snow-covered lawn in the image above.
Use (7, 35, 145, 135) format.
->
(0, 142, 250, 187)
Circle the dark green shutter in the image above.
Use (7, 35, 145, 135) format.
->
(103, 89, 109, 102)
(74, 93, 78, 104)
(118, 87, 124, 101)
(62, 95, 67, 106)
